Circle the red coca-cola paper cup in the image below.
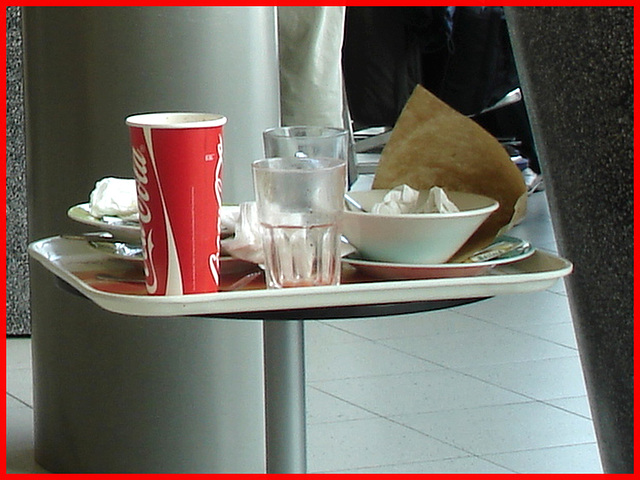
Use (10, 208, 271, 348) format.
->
(126, 112, 227, 295)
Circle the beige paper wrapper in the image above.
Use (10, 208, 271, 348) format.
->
(372, 85, 527, 261)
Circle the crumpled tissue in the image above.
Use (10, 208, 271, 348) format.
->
(89, 177, 139, 221)
(371, 184, 460, 214)
(221, 201, 356, 266)
(220, 202, 264, 264)
(219, 205, 240, 236)
(421, 186, 460, 213)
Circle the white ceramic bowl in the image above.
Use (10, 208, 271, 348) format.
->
(342, 190, 499, 264)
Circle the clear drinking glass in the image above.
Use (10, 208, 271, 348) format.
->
(252, 157, 346, 288)
(262, 125, 348, 160)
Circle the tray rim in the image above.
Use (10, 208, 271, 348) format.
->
(29, 236, 573, 318)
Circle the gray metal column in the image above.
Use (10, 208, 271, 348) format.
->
(263, 321, 307, 473)
(23, 7, 280, 473)
(505, 7, 633, 473)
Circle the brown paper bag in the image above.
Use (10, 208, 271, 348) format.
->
(372, 84, 527, 260)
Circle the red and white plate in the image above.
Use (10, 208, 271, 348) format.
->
(342, 238, 535, 280)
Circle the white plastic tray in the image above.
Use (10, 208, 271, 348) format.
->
(29, 236, 572, 318)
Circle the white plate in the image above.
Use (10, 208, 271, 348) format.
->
(67, 203, 141, 243)
(343, 237, 535, 280)
(28, 236, 571, 318)
(68, 203, 235, 243)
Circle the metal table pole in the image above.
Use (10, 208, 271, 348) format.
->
(262, 320, 307, 473)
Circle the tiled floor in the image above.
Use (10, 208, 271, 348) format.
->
(6, 191, 603, 474)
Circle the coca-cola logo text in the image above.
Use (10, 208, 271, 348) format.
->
(208, 134, 224, 284)
(133, 145, 158, 294)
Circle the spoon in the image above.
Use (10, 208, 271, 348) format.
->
(344, 193, 367, 212)
(62, 232, 118, 242)
(462, 238, 532, 263)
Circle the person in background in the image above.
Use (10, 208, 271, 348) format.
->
(341, 6, 543, 192)
(277, 6, 346, 128)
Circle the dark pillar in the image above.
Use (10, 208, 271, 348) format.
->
(504, 7, 633, 473)
(6, 6, 31, 335)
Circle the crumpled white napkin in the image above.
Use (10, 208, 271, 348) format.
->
(220, 202, 265, 264)
(89, 177, 139, 221)
(421, 186, 460, 213)
(371, 184, 460, 214)
(219, 205, 240, 235)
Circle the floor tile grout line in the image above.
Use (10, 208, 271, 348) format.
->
(385, 411, 600, 461)
(315, 319, 397, 343)
(380, 400, 601, 467)
(306, 391, 598, 473)
(312, 319, 579, 388)
(306, 362, 446, 383)
(309, 451, 519, 474)
(318, 299, 578, 351)
(535, 398, 594, 421)
(306, 384, 381, 424)
(366, 336, 582, 387)
(544, 286, 569, 298)
(476, 440, 602, 461)
(445, 310, 580, 351)
(353, 319, 578, 352)
(307, 384, 493, 460)
(310, 382, 530, 425)
(476, 456, 520, 474)
(381, 397, 582, 422)
(6, 391, 33, 409)
(380, 411, 527, 468)
(309, 343, 592, 422)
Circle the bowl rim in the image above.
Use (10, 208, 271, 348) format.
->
(344, 190, 499, 219)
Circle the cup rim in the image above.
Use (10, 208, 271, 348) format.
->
(125, 112, 227, 129)
(262, 125, 348, 139)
